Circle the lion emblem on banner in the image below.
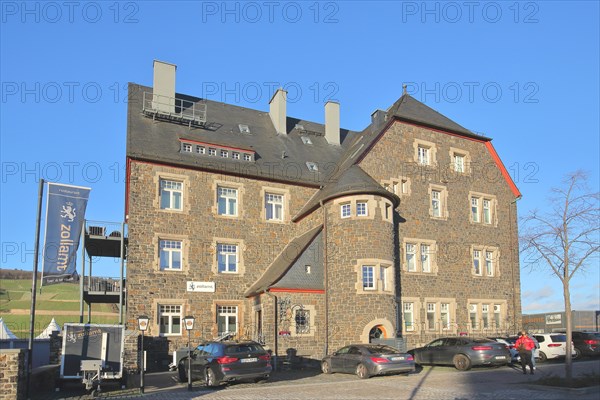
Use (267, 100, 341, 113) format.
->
(61, 202, 76, 222)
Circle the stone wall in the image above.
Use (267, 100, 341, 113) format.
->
(0, 349, 26, 400)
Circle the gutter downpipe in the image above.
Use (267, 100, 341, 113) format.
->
(265, 290, 278, 371)
(510, 195, 522, 333)
(320, 199, 329, 356)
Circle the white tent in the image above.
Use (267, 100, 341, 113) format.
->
(36, 318, 61, 339)
(0, 317, 18, 339)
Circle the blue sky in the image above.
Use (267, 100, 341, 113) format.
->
(1, 1, 598, 314)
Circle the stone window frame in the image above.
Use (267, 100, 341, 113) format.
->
(428, 184, 449, 220)
(449, 147, 472, 175)
(469, 191, 498, 227)
(402, 238, 438, 275)
(401, 297, 421, 334)
(211, 300, 244, 338)
(423, 297, 457, 334)
(413, 138, 438, 167)
(382, 176, 412, 197)
(260, 186, 291, 224)
(153, 233, 189, 273)
(354, 258, 394, 294)
(340, 202, 351, 218)
(466, 299, 508, 333)
(154, 171, 190, 214)
(470, 245, 500, 278)
(211, 237, 245, 276)
(332, 195, 382, 222)
(290, 304, 316, 337)
(152, 298, 186, 337)
(212, 179, 245, 219)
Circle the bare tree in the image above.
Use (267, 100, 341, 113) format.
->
(520, 170, 599, 382)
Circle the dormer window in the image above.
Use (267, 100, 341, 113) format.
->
(196, 145, 205, 154)
(220, 150, 229, 158)
(182, 143, 192, 152)
(243, 154, 252, 161)
(238, 124, 250, 134)
(306, 162, 318, 172)
(232, 152, 240, 160)
(301, 136, 313, 145)
(295, 124, 305, 131)
(208, 148, 217, 156)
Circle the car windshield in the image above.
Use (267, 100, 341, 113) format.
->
(550, 335, 567, 342)
(363, 345, 398, 354)
(225, 344, 264, 354)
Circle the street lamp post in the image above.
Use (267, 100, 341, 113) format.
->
(183, 315, 195, 391)
(137, 315, 149, 394)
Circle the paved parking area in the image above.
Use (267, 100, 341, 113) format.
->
(49, 359, 600, 400)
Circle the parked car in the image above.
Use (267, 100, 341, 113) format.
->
(321, 344, 415, 379)
(408, 337, 510, 371)
(571, 331, 600, 358)
(508, 333, 571, 362)
(488, 337, 520, 364)
(177, 341, 272, 387)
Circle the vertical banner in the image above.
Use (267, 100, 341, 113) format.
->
(42, 183, 91, 285)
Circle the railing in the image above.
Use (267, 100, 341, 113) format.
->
(85, 276, 123, 293)
(86, 220, 127, 239)
(142, 92, 207, 126)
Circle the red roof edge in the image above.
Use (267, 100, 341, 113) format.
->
(484, 141, 521, 198)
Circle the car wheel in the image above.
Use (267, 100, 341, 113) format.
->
(355, 363, 370, 379)
(537, 351, 547, 363)
(205, 368, 219, 388)
(178, 360, 188, 383)
(573, 347, 582, 359)
(453, 354, 471, 371)
(321, 360, 332, 374)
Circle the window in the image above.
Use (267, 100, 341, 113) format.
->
(406, 244, 416, 272)
(220, 149, 229, 158)
(427, 303, 436, 331)
(493, 305, 501, 327)
(473, 250, 482, 275)
(243, 154, 252, 161)
(217, 244, 238, 273)
(217, 305, 238, 336)
(450, 148, 470, 174)
(362, 266, 375, 290)
(159, 304, 181, 335)
(469, 304, 478, 329)
(160, 179, 183, 210)
(295, 309, 310, 334)
(431, 190, 441, 217)
(417, 145, 430, 165)
(485, 251, 494, 276)
(306, 162, 318, 172)
(482, 304, 490, 329)
(403, 302, 414, 331)
(238, 124, 250, 134)
(380, 266, 389, 291)
(341, 203, 351, 218)
(301, 136, 313, 145)
(217, 186, 238, 216)
(265, 193, 284, 221)
(356, 201, 368, 216)
(208, 148, 217, 156)
(196, 145, 205, 154)
(483, 199, 491, 224)
(471, 197, 479, 222)
(404, 240, 436, 273)
(453, 153, 465, 173)
(182, 143, 192, 152)
(401, 178, 409, 195)
(159, 240, 182, 271)
(232, 152, 240, 160)
(440, 303, 450, 330)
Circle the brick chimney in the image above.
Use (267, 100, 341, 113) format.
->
(269, 88, 287, 135)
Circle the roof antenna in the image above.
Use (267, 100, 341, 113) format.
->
(402, 84, 407, 95)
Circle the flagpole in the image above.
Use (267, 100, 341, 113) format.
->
(26, 178, 44, 399)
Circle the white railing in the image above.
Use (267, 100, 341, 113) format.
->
(142, 92, 207, 126)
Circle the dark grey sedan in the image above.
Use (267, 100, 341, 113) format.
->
(408, 337, 510, 371)
(321, 344, 415, 379)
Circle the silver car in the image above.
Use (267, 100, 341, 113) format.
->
(321, 344, 415, 379)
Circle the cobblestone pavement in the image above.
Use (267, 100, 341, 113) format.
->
(49, 359, 600, 400)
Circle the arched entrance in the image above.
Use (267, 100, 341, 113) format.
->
(359, 318, 394, 343)
(369, 325, 386, 341)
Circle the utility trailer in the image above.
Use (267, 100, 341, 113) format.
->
(60, 323, 125, 393)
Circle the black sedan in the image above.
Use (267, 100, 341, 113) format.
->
(321, 344, 415, 379)
(408, 337, 510, 371)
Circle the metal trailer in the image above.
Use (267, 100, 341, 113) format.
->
(60, 323, 125, 392)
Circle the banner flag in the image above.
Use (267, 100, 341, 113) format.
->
(42, 183, 91, 285)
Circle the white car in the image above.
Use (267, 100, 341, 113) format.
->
(532, 333, 572, 362)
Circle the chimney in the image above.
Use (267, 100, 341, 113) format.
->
(371, 109, 387, 127)
(152, 60, 177, 113)
(269, 88, 287, 135)
(325, 101, 340, 145)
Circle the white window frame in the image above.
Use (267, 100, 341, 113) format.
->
(431, 190, 441, 218)
(380, 265, 389, 291)
(217, 305, 238, 336)
(196, 145, 205, 154)
(217, 186, 238, 216)
(159, 304, 182, 336)
(160, 179, 183, 211)
(220, 149, 229, 158)
(471, 197, 480, 223)
(403, 302, 415, 332)
(159, 240, 182, 271)
(243, 153, 252, 161)
(482, 304, 490, 329)
(485, 251, 494, 276)
(406, 243, 416, 272)
(418, 145, 430, 165)
(493, 304, 501, 328)
(232, 152, 240, 160)
(208, 148, 217, 156)
(440, 303, 450, 330)
(182, 143, 192, 152)
(453, 153, 465, 173)
(341, 203, 351, 218)
(421, 244, 431, 273)
(356, 201, 368, 217)
(483, 199, 492, 224)
(426, 303, 436, 331)
(362, 265, 375, 290)
(473, 250, 482, 276)
(469, 303, 478, 329)
(404, 239, 436, 274)
(217, 243, 238, 273)
(265, 192, 284, 221)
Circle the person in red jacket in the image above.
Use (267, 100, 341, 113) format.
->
(515, 330, 536, 374)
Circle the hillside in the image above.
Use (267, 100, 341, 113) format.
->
(0, 278, 120, 338)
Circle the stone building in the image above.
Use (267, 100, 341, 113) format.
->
(124, 61, 522, 367)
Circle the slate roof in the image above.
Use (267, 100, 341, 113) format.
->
(244, 225, 323, 297)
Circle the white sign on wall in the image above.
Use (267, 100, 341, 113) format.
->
(187, 281, 215, 292)
(545, 313, 562, 325)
